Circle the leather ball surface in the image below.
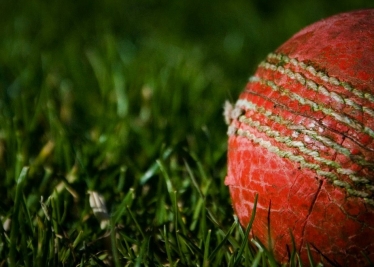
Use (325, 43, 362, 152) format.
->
(225, 9, 374, 266)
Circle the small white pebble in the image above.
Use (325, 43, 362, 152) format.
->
(223, 100, 234, 125)
(2, 217, 11, 232)
(89, 191, 110, 229)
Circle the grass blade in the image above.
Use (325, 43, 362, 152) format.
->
(203, 229, 212, 267)
(233, 194, 258, 266)
(209, 220, 238, 261)
(9, 166, 29, 267)
(306, 243, 315, 267)
(112, 188, 135, 224)
(250, 250, 263, 267)
(126, 206, 145, 239)
(163, 225, 174, 267)
(139, 147, 173, 185)
(110, 222, 121, 267)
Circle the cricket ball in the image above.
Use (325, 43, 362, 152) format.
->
(225, 9, 374, 266)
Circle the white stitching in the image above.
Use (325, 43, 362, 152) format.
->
(252, 76, 374, 139)
(239, 115, 370, 186)
(235, 98, 373, 172)
(265, 53, 374, 111)
(235, 128, 373, 202)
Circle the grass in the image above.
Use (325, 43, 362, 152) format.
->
(1, 0, 374, 266)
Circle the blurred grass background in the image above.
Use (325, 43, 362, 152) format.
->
(1, 0, 374, 266)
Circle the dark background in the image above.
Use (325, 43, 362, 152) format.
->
(2, 0, 373, 89)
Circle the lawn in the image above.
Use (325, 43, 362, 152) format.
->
(1, 1, 373, 266)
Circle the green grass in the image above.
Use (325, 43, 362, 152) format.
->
(1, 0, 374, 266)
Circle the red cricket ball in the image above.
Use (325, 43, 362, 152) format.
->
(225, 9, 374, 266)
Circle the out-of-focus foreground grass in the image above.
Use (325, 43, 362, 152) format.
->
(0, 1, 373, 266)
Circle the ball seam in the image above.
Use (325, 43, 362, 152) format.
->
(235, 127, 373, 204)
(249, 76, 374, 140)
(267, 53, 374, 103)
